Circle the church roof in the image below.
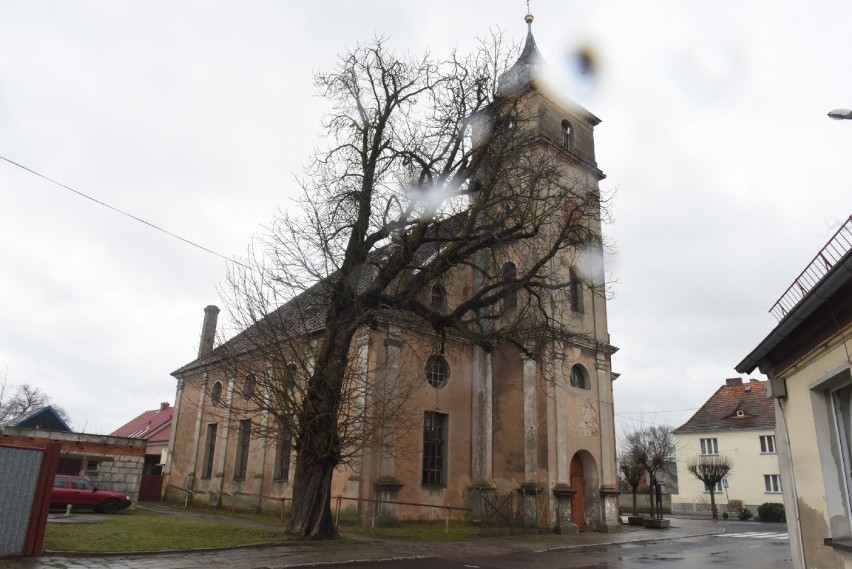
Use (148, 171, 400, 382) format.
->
(496, 14, 601, 127)
(496, 27, 544, 98)
(171, 225, 452, 378)
(673, 379, 775, 434)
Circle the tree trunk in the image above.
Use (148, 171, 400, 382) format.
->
(648, 476, 655, 519)
(286, 296, 358, 539)
(632, 489, 637, 516)
(287, 451, 338, 538)
(709, 488, 717, 520)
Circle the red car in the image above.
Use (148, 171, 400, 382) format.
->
(51, 474, 131, 514)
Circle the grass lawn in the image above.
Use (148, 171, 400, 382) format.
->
(44, 508, 291, 552)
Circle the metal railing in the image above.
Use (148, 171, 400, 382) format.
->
(770, 215, 852, 321)
(165, 485, 468, 532)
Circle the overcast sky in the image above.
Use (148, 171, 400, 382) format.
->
(1, 1, 850, 437)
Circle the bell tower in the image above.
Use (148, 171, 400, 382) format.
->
(480, 9, 620, 533)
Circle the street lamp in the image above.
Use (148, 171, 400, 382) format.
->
(828, 109, 852, 120)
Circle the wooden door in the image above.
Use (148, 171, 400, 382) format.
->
(570, 454, 586, 531)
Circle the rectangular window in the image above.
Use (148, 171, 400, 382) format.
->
(700, 438, 718, 455)
(422, 411, 447, 486)
(832, 384, 852, 506)
(760, 435, 776, 454)
(234, 419, 252, 479)
(273, 419, 292, 482)
(86, 460, 99, 474)
(704, 481, 722, 493)
(764, 474, 782, 493)
(202, 423, 217, 478)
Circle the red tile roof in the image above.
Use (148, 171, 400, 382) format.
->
(110, 403, 172, 440)
(673, 379, 775, 434)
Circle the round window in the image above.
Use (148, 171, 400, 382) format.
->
(425, 355, 449, 388)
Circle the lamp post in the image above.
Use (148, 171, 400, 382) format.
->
(828, 109, 852, 120)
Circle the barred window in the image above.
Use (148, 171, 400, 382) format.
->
(234, 419, 251, 479)
(425, 355, 449, 388)
(273, 419, 292, 482)
(202, 423, 217, 478)
(422, 411, 447, 486)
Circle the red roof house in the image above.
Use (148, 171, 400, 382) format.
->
(111, 402, 173, 474)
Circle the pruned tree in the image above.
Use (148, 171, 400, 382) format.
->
(687, 455, 732, 520)
(619, 451, 645, 516)
(624, 425, 676, 520)
(214, 32, 610, 539)
(0, 379, 70, 427)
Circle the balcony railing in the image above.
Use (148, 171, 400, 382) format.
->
(770, 215, 852, 322)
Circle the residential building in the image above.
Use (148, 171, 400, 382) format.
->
(111, 402, 173, 475)
(737, 215, 852, 569)
(671, 378, 780, 513)
(3, 405, 71, 432)
(165, 17, 621, 533)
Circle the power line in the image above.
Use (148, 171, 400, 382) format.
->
(0, 155, 249, 269)
(615, 407, 700, 416)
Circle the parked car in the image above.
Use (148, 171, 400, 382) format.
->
(51, 474, 131, 514)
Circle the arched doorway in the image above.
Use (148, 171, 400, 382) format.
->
(569, 450, 600, 532)
(570, 454, 586, 531)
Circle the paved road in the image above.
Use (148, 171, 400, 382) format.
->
(0, 515, 789, 569)
(320, 521, 793, 569)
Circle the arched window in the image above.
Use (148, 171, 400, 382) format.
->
(570, 364, 590, 390)
(569, 268, 584, 313)
(501, 262, 517, 310)
(425, 355, 449, 388)
(211, 381, 223, 406)
(431, 284, 447, 310)
(561, 119, 573, 150)
(242, 373, 256, 399)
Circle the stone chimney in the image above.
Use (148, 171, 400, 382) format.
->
(160, 402, 170, 411)
(725, 377, 743, 387)
(198, 305, 220, 357)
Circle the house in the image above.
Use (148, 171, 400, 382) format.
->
(736, 215, 852, 569)
(5, 405, 72, 432)
(165, 17, 621, 533)
(671, 378, 780, 514)
(111, 402, 173, 475)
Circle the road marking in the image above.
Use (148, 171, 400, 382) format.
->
(718, 531, 789, 539)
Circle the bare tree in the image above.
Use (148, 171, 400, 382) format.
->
(687, 455, 732, 520)
(0, 380, 70, 427)
(214, 33, 609, 539)
(624, 425, 676, 520)
(619, 452, 645, 516)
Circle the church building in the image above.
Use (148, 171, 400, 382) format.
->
(165, 14, 620, 534)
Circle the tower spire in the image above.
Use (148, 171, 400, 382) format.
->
(525, 1, 534, 32)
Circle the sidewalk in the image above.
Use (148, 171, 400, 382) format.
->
(1, 511, 724, 569)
